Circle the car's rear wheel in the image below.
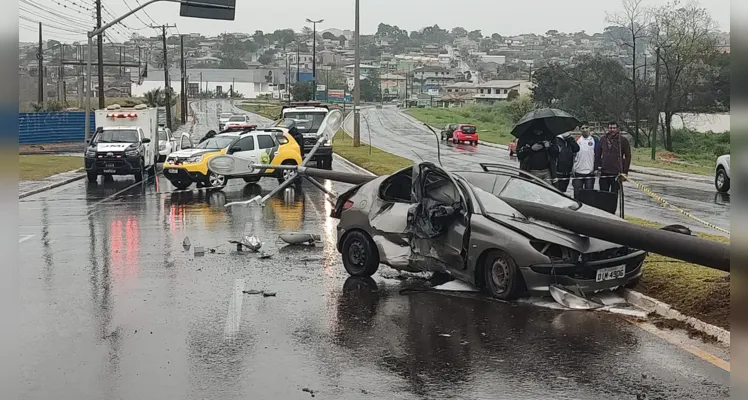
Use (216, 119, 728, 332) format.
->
(134, 160, 145, 182)
(482, 250, 524, 300)
(715, 168, 730, 192)
(341, 231, 380, 277)
(206, 171, 226, 189)
(171, 180, 191, 190)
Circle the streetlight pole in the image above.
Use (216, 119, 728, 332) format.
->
(353, 0, 360, 147)
(306, 18, 323, 101)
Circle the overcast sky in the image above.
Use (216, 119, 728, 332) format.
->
(18, 0, 730, 43)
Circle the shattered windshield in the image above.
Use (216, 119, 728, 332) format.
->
(95, 129, 139, 143)
(220, 113, 232, 119)
(229, 116, 246, 122)
(195, 136, 234, 149)
(157, 129, 168, 141)
(500, 177, 580, 210)
(283, 112, 326, 133)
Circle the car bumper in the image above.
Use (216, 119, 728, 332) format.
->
(521, 250, 647, 295)
(85, 155, 143, 174)
(163, 166, 208, 182)
(304, 146, 333, 159)
(456, 135, 479, 141)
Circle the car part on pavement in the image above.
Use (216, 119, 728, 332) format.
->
(279, 233, 321, 245)
(241, 235, 262, 251)
(193, 246, 205, 256)
(182, 236, 191, 251)
(549, 284, 604, 310)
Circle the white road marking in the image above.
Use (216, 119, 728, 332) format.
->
(223, 278, 246, 341)
(18, 235, 34, 244)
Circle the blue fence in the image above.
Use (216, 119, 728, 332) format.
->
(19, 112, 95, 145)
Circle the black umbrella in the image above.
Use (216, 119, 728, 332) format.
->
(510, 108, 581, 139)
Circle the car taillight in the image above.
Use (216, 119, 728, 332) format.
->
(343, 200, 354, 210)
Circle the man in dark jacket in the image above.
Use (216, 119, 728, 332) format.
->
(594, 121, 631, 194)
(552, 132, 580, 193)
(517, 125, 558, 182)
(199, 130, 216, 143)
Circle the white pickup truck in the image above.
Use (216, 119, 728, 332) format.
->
(85, 104, 158, 182)
(715, 154, 730, 192)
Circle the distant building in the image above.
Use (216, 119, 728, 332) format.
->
(343, 64, 380, 76)
(411, 66, 455, 91)
(132, 67, 288, 98)
(474, 80, 533, 104)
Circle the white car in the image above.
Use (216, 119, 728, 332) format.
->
(715, 154, 730, 193)
(157, 126, 194, 162)
(223, 114, 250, 130)
(218, 112, 233, 131)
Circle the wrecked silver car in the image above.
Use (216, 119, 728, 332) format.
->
(331, 162, 647, 300)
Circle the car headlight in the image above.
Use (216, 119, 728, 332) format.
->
(187, 155, 203, 164)
(159, 143, 167, 151)
(125, 147, 140, 157)
(85, 148, 96, 157)
(322, 139, 332, 146)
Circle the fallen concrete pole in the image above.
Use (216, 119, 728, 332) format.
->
(300, 166, 375, 185)
(500, 197, 730, 272)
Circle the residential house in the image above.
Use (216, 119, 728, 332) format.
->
(422, 44, 442, 56)
(453, 37, 478, 50)
(379, 73, 406, 99)
(290, 53, 315, 70)
(186, 56, 221, 68)
(474, 80, 533, 104)
(318, 50, 342, 66)
(343, 64, 380, 76)
(133, 67, 289, 98)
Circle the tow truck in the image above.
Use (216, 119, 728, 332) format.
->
(280, 102, 333, 169)
(85, 104, 158, 183)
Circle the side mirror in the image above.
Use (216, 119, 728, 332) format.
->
(85, 139, 90, 144)
(142, 138, 151, 144)
(229, 146, 242, 153)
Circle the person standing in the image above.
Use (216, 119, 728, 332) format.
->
(517, 126, 558, 182)
(572, 122, 598, 198)
(552, 131, 579, 193)
(595, 121, 631, 194)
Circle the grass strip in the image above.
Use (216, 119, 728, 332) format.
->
(20, 155, 82, 180)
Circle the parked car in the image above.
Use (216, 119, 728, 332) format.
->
(440, 123, 459, 141)
(332, 162, 647, 300)
(715, 154, 730, 192)
(218, 112, 233, 131)
(452, 123, 479, 145)
(508, 138, 518, 157)
(223, 114, 251, 130)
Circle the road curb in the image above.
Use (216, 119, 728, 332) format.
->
(333, 154, 377, 177)
(623, 289, 729, 345)
(19, 172, 85, 199)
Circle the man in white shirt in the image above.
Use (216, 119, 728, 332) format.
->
(572, 122, 598, 199)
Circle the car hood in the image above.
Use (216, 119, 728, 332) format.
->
(168, 148, 220, 158)
(96, 142, 134, 152)
(486, 204, 625, 253)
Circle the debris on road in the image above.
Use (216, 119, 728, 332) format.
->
(433, 280, 479, 292)
(262, 291, 277, 297)
(182, 236, 191, 251)
(229, 235, 262, 252)
(438, 333, 452, 337)
(301, 387, 316, 397)
(549, 284, 604, 310)
(243, 289, 263, 295)
(258, 252, 273, 259)
(193, 246, 205, 257)
(279, 232, 321, 245)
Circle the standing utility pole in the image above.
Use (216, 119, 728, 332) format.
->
(37, 22, 43, 105)
(306, 18, 324, 101)
(151, 24, 176, 129)
(651, 47, 660, 161)
(296, 43, 300, 82)
(180, 35, 186, 124)
(353, 0, 361, 146)
(95, 0, 104, 108)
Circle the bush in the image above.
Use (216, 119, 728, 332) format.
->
(670, 128, 730, 157)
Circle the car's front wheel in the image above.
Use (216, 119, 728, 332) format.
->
(341, 231, 380, 277)
(170, 180, 192, 190)
(87, 171, 97, 183)
(715, 168, 730, 192)
(243, 176, 261, 183)
(481, 250, 524, 300)
(277, 160, 299, 184)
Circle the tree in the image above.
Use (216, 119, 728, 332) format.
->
(650, 0, 719, 150)
(322, 32, 337, 40)
(359, 70, 381, 102)
(606, 0, 651, 147)
(491, 33, 503, 42)
(468, 30, 483, 41)
(301, 26, 313, 37)
(504, 95, 535, 123)
(219, 57, 247, 69)
(291, 82, 314, 101)
(339, 35, 347, 47)
(258, 49, 276, 65)
(143, 87, 177, 107)
(507, 89, 519, 101)
(253, 30, 265, 45)
(545, 29, 559, 37)
(452, 27, 468, 38)
(269, 29, 296, 50)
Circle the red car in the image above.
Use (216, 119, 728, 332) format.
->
(452, 124, 479, 145)
(508, 138, 518, 157)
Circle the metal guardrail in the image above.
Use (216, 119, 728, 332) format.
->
(19, 112, 95, 144)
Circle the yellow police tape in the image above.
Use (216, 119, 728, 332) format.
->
(620, 174, 730, 236)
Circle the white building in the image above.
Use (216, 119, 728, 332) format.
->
(474, 80, 533, 104)
(132, 67, 288, 99)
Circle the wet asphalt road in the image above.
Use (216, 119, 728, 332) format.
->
(15, 100, 729, 399)
(347, 106, 730, 236)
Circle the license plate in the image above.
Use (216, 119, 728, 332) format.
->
(106, 163, 115, 168)
(168, 169, 178, 173)
(103, 169, 116, 173)
(595, 265, 626, 282)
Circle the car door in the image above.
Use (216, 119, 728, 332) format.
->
(228, 135, 261, 174)
(179, 133, 193, 150)
(406, 163, 471, 272)
(255, 133, 278, 165)
(167, 128, 177, 153)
